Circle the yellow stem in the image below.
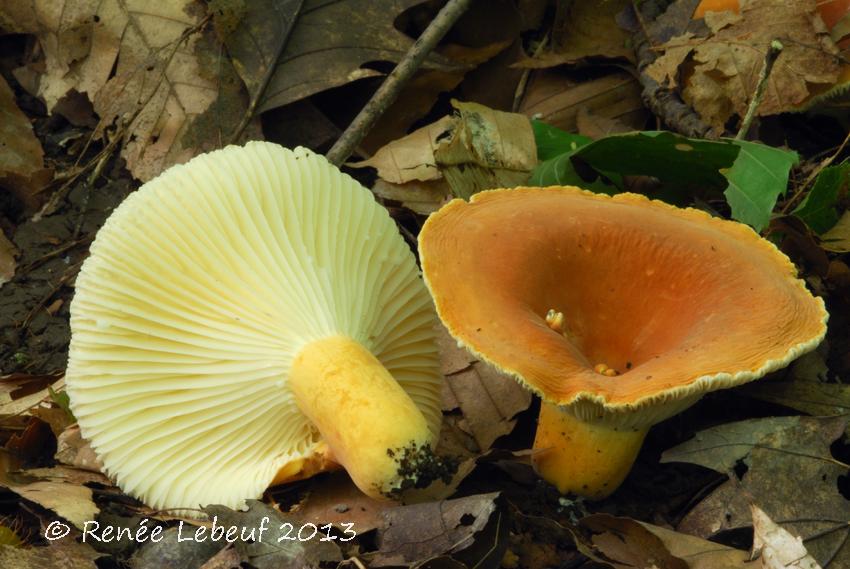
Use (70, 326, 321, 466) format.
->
(533, 401, 648, 499)
(288, 336, 433, 498)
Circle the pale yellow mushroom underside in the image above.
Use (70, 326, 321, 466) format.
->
(66, 142, 442, 512)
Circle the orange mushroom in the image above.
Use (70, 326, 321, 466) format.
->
(419, 187, 828, 498)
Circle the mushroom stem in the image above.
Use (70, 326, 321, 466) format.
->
(532, 402, 648, 499)
(288, 336, 434, 499)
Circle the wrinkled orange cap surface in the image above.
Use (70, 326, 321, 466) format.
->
(419, 188, 828, 413)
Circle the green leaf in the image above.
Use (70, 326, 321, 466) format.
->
(722, 140, 798, 232)
(793, 163, 849, 234)
(530, 129, 739, 201)
(531, 120, 591, 161)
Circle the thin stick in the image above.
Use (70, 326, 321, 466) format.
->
(326, 0, 474, 166)
(736, 39, 783, 140)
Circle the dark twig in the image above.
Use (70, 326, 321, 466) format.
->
(326, 0, 474, 166)
(736, 40, 784, 140)
(631, 0, 713, 138)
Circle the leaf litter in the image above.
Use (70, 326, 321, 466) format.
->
(1, 0, 850, 567)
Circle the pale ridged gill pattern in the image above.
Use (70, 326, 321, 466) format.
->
(66, 142, 442, 512)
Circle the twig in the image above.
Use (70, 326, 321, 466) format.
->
(631, 0, 713, 138)
(782, 128, 850, 213)
(512, 35, 549, 112)
(736, 40, 784, 140)
(228, 0, 305, 144)
(326, 0, 474, 166)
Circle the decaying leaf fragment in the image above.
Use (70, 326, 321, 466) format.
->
(2, 0, 250, 182)
(751, 504, 821, 569)
(370, 492, 508, 568)
(353, 101, 536, 210)
(572, 513, 753, 569)
(647, 0, 841, 128)
(435, 101, 537, 199)
(0, 75, 52, 210)
(666, 415, 850, 567)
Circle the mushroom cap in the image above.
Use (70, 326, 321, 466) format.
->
(419, 187, 828, 428)
(66, 142, 442, 511)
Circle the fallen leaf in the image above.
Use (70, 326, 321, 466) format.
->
(55, 424, 104, 473)
(647, 0, 842, 128)
(820, 209, 850, 252)
(199, 546, 241, 569)
(751, 504, 821, 569)
(573, 513, 753, 569)
(0, 542, 101, 569)
(520, 0, 634, 66)
(205, 501, 341, 569)
(131, 526, 226, 569)
(372, 178, 452, 215)
(667, 415, 850, 567)
(576, 107, 634, 140)
(91, 1, 250, 181)
(370, 492, 508, 568)
(742, 380, 850, 427)
(0, 374, 63, 417)
(0, 466, 108, 530)
(363, 40, 514, 153)
(0, 75, 52, 211)
(519, 70, 647, 134)
(0, 0, 113, 111)
(351, 116, 454, 185)
(0, 232, 15, 288)
(435, 100, 536, 199)
(438, 326, 532, 452)
(290, 471, 392, 533)
(258, 0, 455, 113)
(211, 0, 302, 107)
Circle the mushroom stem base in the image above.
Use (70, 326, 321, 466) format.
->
(288, 336, 433, 499)
(532, 402, 647, 499)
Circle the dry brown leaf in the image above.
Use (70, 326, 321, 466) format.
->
(0, 374, 63, 417)
(820, 209, 850, 252)
(351, 116, 454, 184)
(55, 424, 104, 474)
(370, 493, 507, 568)
(290, 471, 392, 533)
(91, 1, 249, 181)
(0, 542, 101, 569)
(0, 0, 116, 111)
(519, 0, 634, 67)
(363, 40, 513, 153)
(576, 107, 634, 140)
(751, 504, 821, 569)
(199, 547, 241, 569)
(575, 514, 754, 569)
(647, 0, 841, 128)
(670, 416, 850, 567)
(2, 0, 251, 181)
(438, 326, 532, 452)
(0, 75, 52, 211)
(258, 0, 455, 113)
(0, 465, 108, 530)
(519, 70, 648, 133)
(435, 100, 536, 199)
(0, 232, 16, 288)
(372, 178, 452, 215)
